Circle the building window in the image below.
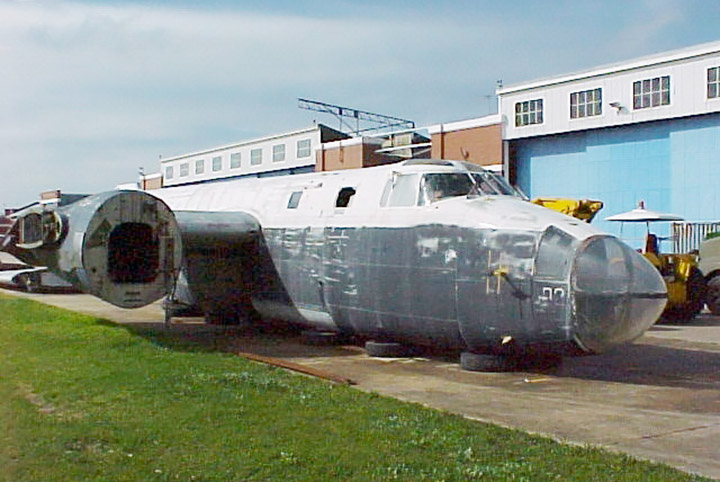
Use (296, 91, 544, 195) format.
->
(251, 148, 262, 166)
(633, 75, 670, 109)
(570, 88, 602, 118)
(179, 163, 189, 177)
(272, 144, 286, 162)
(297, 139, 312, 158)
(195, 159, 204, 175)
(165, 166, 173, 179)
(708, 67, 720, 99)
(230, 152, 241, 169)
(515, 99, 543, 126)
(212, 156, 222, 171)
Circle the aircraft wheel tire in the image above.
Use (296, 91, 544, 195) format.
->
(364, 341, 410, 358)
(460, 352, 520, 372)
(705, 274, 720, 315)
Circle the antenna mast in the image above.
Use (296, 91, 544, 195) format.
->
(298, 98, 414, 136)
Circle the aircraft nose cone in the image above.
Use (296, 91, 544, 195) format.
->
(571, 236, 666, 353)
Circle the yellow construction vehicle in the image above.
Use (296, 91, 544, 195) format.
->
(606, 202, 704, 321)
(642, 248, 704, 320)
(531, 197, 604, 223)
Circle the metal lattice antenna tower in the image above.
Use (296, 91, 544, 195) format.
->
(298, 98, 414, 136)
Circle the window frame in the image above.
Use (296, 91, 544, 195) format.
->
(195, 159, 204, 175)
(570, 88, 602, 119)
(419, 172, 475, 205)
(212, 156, 222, 172)
(287, 191, 303, 209)
(230, 152, 241, 169)
(165, 166, 174, 180)
(272, 144, 286, 163)
(380, 173, 421, 208)
(514, 99, 544, 127)
(633, 75, 670, 110)
(179, 163, 189, 177)
(250, 148, 263, 166)
(708, 67, 720, 99)
(297, 138, 312, 158)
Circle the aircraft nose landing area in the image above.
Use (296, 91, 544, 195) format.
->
(3, 288, 720, 479)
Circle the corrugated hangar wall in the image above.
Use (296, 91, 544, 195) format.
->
(514, 112, 720, 243)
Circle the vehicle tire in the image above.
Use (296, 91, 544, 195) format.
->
(364, 341, 410, 358)
(686, 267, 706, 317)
(460, 352, 520, 372)
(661, 268, 705, 322)
(705, 273, 720, 315)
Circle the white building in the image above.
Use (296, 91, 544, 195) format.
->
(495, 40, 720, 246)
(498, 40, 720, 141)
(161, 124, 347, 187)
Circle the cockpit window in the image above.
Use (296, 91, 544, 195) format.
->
(381, 168, 524, 208)
(490, 172, 522, 197)
(381, 173, 420, 207)
(471, 171, 520, 197)
(420, 173, 475, 204)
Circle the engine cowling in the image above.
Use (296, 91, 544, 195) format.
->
(4, 190, 182, 308)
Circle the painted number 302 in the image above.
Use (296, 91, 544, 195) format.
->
(539, 286, 565, 303)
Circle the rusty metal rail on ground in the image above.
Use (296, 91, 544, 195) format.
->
(233, 350, 356, 386)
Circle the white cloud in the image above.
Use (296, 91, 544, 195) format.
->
(0, 2, 496, 146)
(0, 2, 499, 204)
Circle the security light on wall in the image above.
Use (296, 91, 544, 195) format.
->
(608, 101, 622, 113)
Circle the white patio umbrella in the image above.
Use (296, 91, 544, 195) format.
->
(604, 201, 684, 240)
(605, 208, 684, 223)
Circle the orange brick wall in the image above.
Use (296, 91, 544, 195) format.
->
(142, 176, 163, 190)
(316, 143, 365, 171)
(316, 141, 396, 171)
(431, 123, 502, 166)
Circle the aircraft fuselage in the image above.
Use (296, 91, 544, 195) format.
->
(4, 160, 667, 358)
(153, 160, 667, 355)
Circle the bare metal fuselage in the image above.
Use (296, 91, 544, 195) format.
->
(3, 160, 667, 356)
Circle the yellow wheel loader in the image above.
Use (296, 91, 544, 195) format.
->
(606, 202, 704, 322)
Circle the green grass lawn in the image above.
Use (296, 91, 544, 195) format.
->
(0, 294, 709, 481)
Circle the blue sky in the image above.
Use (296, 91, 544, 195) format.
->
(2, 0, 720, 207)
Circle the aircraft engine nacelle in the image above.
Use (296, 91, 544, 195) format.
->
(4, 191, 182, 308)
(173, 211, 261, 323)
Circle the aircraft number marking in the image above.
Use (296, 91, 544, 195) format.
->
(539, 286, 565, 303)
